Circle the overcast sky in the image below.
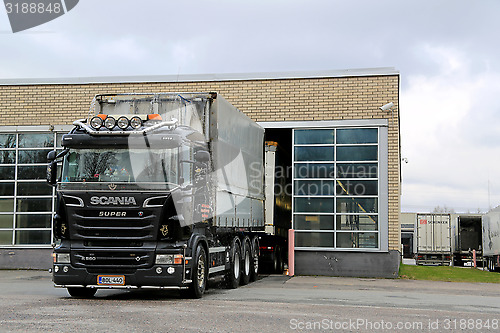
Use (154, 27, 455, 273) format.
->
(1, 0, 499, 213)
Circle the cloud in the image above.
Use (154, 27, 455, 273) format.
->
(401, 43, 500, 212)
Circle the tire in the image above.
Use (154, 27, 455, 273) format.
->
(272, 249, 279, 273)
(187, 244, 207, 298)
(275, 247, 284, 274)
(240, 238, 251, 286)
(250, 236, 259, 282)
(67, 287, 97, 298)
(226, 240, 241, 289)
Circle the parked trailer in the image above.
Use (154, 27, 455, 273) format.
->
(454, 215, 482, 266)
(482, 207, 500, 272)
(416, 213, 452, 265)
(259, 141, 291, 273)
(47, 92, 269, 298)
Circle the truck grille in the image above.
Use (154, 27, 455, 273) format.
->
(70, 210, 157, 241)
(72, 250, 153, 269)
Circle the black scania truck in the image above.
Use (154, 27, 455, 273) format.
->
(47, 93, 266, 298)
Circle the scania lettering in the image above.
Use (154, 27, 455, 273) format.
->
(90, 196, 137, 206)
(47, 93, 270, 298)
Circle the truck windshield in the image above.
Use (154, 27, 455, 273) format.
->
(61, 148, 180, 188)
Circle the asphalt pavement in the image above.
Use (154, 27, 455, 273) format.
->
(0, 270, 499, 332)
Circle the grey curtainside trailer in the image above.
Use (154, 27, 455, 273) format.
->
(48, 92, 267, 298)
(482, 207, 500, 272)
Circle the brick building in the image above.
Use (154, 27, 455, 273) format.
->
(0, 68, 401, 277)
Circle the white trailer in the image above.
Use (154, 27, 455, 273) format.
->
(415, 213, 452, 265)
(482, 207, 500, 272)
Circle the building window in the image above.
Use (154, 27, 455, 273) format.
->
(0, 132, 63, 247)
(293, 127, 384, 250)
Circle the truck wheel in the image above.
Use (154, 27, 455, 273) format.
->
(226, 241, 241, 289)
(275, 247, 284, 274)
(250, 236, 259, 281)
(67, 287, 97, 298)
(188, 244, 207, 298)
(240, 238, 251, 286)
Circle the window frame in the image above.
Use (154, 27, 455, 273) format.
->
(292, 124, 389, 252)
(0, 126, 72, 248)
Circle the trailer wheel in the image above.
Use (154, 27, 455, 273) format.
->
(226, 240, 241, 289)
(240, 237, 251, 286)
(187, 244, 207, 298)
(67, 287, 97, 298)
(274, 247, 284, 274)
(250, 236, 259, 282)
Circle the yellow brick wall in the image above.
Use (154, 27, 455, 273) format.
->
(0, 74, 401, 251)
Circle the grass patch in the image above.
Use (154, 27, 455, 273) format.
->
(399, 264, 500, 283)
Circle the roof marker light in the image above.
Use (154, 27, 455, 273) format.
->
(147, 114, 162, 121)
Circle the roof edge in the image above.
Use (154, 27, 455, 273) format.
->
(0, 67, 399, 86)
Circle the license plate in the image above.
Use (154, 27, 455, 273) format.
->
(97, 275, 125, 286)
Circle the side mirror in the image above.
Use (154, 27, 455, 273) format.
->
(47, 161, 58, 186)
(194, 150, 210, 163)
(47, 150, 57, 162)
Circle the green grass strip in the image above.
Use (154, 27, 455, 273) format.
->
(399, 264, 500, 283)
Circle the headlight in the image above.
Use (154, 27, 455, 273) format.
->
(104, 116, 116, 129)
(90, 116, 103, 129)
(155, 254, 174, 265)
(117, 116, 130, 129)
(56, 253, 71, 264)
(130, 116, 143, 129)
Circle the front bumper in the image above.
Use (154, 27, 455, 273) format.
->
(52, 263, 192, 290)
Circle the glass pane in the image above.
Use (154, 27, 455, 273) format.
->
(294, 129, 334, 144)
(17, 198, 52, 212)
(0, 230, 13, 245)
(337, 198, 378, 213)
(18, 133, 54, 148)
(0, 214, 13, 228)
(0, 199, 14, 212)
(17, 166, 47, 180)
(0, 166, 15, 180)
(17, 182, 52, 195)
(18, 150, 52, 164)
(337, 163, 378, 178)
(295, 232, 334, 247)
(294, 215, 334, 230)
(0, 151, 16, 164)
(337, 146, 377, 161)
(15, 230, 51, 245)
(0, 134, 16, 148)
(16, 214, 52, 228)
(294, 147, 334, 161)
(294, 197, 333, 213)
(62, 148, 179, 185)
(336, 232, 378, 248)
(294, 163, 335, 179)
(294, 180, 335, 196)
(336, 180, 378, 196)
(336, 215, 378, 231)
(56, 133, 64, 147)
(337, 128, 378, 144)
(0, 183, 15, 196)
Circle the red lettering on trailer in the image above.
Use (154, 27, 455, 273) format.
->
(420, 219, 427, 224)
